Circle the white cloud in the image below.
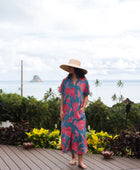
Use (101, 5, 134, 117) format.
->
(0, 0, 140, 80)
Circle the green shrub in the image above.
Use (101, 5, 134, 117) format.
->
(0, 89, 61, 130)
(0, 90, 139, 134)
(85, 98, 111, 132)
(87, 130, 113, 154)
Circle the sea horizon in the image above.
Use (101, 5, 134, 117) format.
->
(0, 79, 140, 107)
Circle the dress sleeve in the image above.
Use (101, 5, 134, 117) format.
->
(84, 79, 90, 97)
(59, 79, 65, 94)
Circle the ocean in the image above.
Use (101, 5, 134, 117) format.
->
(0, 80, 140, 107)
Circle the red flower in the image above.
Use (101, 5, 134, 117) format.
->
(62, 143, 65, 151)
(72, 102, 79, 111)
(84, 138, 87, 147)
(74, 111, 81, 119)
(72, 142, 79, 151)
(73, 120, 76, 125)
(62, 127, 72, 137)
(75, 129, 79, 137)
(80, 82, 86, 92)
(63, 103, 69, 112)
(77, 90, 80, 97)
(67, 116, 73, 123)
(69, 108, 72, 114)
(62, 137, 66, 143)
(65, 87, 76, 99)
(66, 97, 70, 103)
(77, 120, 85, 130)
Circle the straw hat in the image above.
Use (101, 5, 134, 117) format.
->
(60, 59, 88, 74)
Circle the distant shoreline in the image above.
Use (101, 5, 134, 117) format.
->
(0, 79, 140, 82)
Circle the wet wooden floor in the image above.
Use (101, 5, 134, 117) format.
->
(0, 144, 140, 170)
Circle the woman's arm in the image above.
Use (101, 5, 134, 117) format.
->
(79, 95, 88, 112)
(60, 94, 64, 120)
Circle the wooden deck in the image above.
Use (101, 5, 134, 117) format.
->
(0, 145, 140, 170)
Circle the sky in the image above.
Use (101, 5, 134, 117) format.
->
(0, 0, 140, 81)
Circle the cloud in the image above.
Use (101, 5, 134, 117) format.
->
(0, 0, 140, 80)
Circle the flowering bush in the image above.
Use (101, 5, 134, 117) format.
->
(87, 130, 118, 154)
(26, 128, 60, 149)
(26, 128, 119, 154)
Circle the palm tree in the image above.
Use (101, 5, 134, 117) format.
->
(119, 94, 124, 102)
(94, 79, 101, 99)
(112, 93, 117, 102)
(117, 80, 124, 96)
(95, 79, 101, 87)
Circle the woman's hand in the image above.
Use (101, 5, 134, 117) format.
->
(60, 111, 64, 121)
(79, 107, 85, 113)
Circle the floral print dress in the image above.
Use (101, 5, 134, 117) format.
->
(59, 77, 90, 154)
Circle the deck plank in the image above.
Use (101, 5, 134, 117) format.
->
(46, 149, 89, 170)
(0, 147, 19, 170)
(86, 153, 121, 170)
(29, 148, 58, 170)
(35, 148, 68, 170)
(0, 144, 140, 170)
(16, 146, 50, 170)
(116, 156, 140, 167)
(0, 145, 30, 170)
(97, 155, 134, 169)
(0, 156, 10, 170)
(111, 156, 137, 169)
(9, 146, 41, 170)
(84, 153, 117, 170)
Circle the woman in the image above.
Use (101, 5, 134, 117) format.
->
(59, 59, 90, 169)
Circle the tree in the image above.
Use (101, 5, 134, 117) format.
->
(119, 95, 124, 102)
(117, 80, 124, 103)
(117, 80, 124, 96)
(112, 94, 117, 103)
(95, 79, 101, 87)
(94, 79, 101, 99)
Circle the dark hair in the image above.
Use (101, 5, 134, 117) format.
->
(67, 67, 85, 79)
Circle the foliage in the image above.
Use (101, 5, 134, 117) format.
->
(0, 89, 61, 130)
(87, 130, 118, 154)
(0, 89, 139, 134)
(0, 121, 31, 145)
(43, 89, 61, 130)
(85, 98, 111, 132)
(104, 129, 140, 158)
(26, 128, 60, 149)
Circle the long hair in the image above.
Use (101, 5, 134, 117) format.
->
(67, 67, 85, 79)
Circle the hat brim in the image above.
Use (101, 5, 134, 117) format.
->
(60, 64, 88, 74)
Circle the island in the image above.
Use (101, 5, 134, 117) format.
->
(30, 75, 43, 82)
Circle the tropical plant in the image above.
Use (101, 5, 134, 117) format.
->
(87, 130, 118, 154)
(26, 128, 60, 149)
(94, 79, 101, 99)
(112, 93, 117, 103)
(85, 98, 111, 132)
(117, 80, 124, 102)
(95, 79, 101, 87)
(104, 129, 140, 158)
(0, 121, 31, 145)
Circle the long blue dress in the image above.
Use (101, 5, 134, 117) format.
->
(59, 77, 90, 154)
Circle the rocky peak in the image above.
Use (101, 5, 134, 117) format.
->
(30, 75, 43, 82)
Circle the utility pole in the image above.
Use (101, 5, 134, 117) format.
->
(21, 60, 23, 96)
